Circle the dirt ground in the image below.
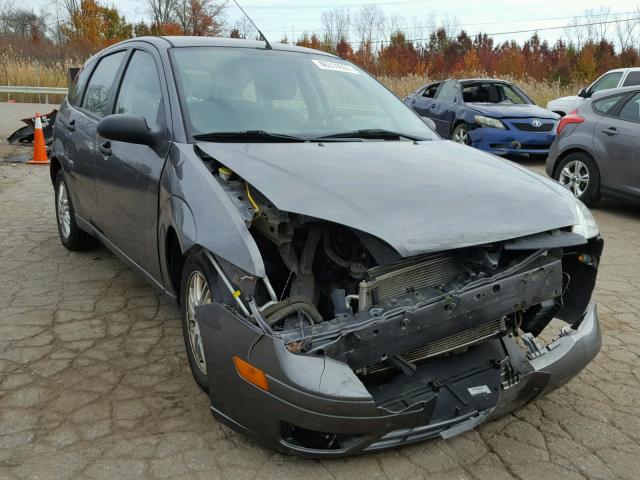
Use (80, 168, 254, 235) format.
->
(1, 159, 640, 479)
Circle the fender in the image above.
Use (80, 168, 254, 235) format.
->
(158, 143, 266, 288)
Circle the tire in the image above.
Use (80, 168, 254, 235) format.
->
(54, 170, 99, 251)
(179, 250, 231, 391)
(451, 124, 472, 145)
(554, 152, 601, 206)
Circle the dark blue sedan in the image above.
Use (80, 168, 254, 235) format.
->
(405, 78, 559, 157)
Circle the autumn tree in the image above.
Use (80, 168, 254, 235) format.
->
(173, 0, 226, 36)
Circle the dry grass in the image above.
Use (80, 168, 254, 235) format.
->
(377, 73, 580, 107)
(1, 56, 580, 107)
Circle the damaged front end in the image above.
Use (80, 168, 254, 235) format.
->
(196, 156, 603, 457)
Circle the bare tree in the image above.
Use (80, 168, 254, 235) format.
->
(148, 0, 177, 27)
(614, 10, 639, 51)
(233, 15, 253, 39)
(565, 15, 587, 48)
(321, 7, 350, 47)
(0, 5, 47, 38)
(354, 4, 385, 46)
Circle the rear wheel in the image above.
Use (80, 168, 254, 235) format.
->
(554, 153, 601, 206)
(180, 251, 228, 391)
(54, 170, 98, 251)
(451, 124, 471, 145)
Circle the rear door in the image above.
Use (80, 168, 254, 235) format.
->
(594, 91, 640, 196)
(93, 47, 171, 282)
(430, 79, 459, 137)
(409, 83, 441, 117)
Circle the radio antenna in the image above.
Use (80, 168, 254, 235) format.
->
(232, 0, 272, 50)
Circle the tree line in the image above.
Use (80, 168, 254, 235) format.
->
(1, 0, 639, 85)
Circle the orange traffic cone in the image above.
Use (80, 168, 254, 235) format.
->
(26, 113, 49, 165)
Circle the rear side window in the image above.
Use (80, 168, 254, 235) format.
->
(619, 93, 640, 122)
(622, 71, 640, 87)
(81, 51, 126, 117)
(422, 83, 440, 98)
(590, 72, 623, 93)
(68, 63, 93, 106)
(437, 80, 458, 102)
(593, 94, 626, 115)
(115, 51, 164, 130)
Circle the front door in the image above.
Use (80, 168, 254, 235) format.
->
(430, 79, 459, 138)
(94, 48, 170, 282)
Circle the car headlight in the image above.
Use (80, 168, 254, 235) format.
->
(572, 199, 599, 239)
(474, 115, 506, 129)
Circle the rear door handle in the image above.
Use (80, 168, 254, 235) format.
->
(66, 119, 76, 132)
(98, 141, 112, 156)
(602, 127, 619, 136)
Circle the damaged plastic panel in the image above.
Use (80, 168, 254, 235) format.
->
(196, 150, 602, 418)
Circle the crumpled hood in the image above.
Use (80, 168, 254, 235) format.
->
(197, 140, 580, 258)
(467, 103, 557, 119)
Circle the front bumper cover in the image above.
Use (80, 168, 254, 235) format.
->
(198, 301, 600, 458)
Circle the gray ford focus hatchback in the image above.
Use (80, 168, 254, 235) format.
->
(51, 36, 603, 457)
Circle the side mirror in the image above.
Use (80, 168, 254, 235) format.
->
(97, 114, 159, 147)
(578, 87, 589, 98)
(421, 116, 437, 131)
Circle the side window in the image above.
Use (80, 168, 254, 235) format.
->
(590, 72, 623, 93)
(436, 80, 458, 102)
(622, 71, 640, 87)
(422, 84, 440, 98)
(115, 50, 164, 130)
(68, 62, 94, 106)
(618, 93, 640, 122)
(82, 51, 126, 117)
(593, 94, 626, 115)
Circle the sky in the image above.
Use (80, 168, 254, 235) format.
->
(32, 0, 640, 46)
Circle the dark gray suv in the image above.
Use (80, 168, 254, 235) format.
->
(51, 36, 603, 457)
(547, 86, 640, 206)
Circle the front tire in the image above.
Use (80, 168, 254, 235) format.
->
(554, 153, 601, 206)
(54, 170, 98, 251)
(451, 124, 472, 145)
(180, 251, 228, 391)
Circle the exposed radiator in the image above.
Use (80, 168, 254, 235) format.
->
(358, 252, 466, 310)
(358, 317, 507, 376)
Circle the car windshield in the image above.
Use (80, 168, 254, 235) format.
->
(171, 47, 437, 141)
(462, 82, 531, 105)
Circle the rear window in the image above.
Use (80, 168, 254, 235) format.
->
(622, 71, 640, 87)
(593, 94, 626, 115)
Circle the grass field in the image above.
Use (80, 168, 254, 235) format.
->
(1, 56, 579, 106)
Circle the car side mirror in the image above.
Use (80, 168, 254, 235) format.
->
(421, 116, 437, 131)
(97, 114, 159, 147)
(578, 87, 589, 98)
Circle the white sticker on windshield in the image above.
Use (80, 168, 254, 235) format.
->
(468, 385, 492, 396)
(312, 59, 360, 74)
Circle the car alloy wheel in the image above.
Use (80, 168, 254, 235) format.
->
(452, 125, 471, 145)
(57, 181, 71, 240)
(186, 270, 212, 375)
(558, 159, 590, 198)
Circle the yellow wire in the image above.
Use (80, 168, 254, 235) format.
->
(245, 182, 260, 214)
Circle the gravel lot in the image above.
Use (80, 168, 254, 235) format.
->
(1, 156, 640, 479)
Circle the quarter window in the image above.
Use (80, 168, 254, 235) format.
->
(81, 51, 126, 117)
(68, 63, 94, 106)
(115, 51, 164, 130)
(619, 93, 640, 122)
(593, 94, 625, 115)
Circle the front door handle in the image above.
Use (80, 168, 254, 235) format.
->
(98, 141, 112, 156)
(602, 127, 619, 136)
(66, 119, 76, 132)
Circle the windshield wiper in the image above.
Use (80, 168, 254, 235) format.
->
(193, 130, 307, 142)
(313, 129, 425, 141)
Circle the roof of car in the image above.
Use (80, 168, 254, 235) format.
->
(591, 85, 640, 100)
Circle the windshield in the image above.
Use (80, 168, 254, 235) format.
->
(171, 47, 437, 141)
(462, 82, 531, 105)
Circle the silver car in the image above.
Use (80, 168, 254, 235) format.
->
(547, 86, 640, 206)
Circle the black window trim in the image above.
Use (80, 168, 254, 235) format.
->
(78, 48, 130, 121)
(592, 92, 636, 119)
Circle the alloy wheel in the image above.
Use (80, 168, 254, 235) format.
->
(559, 160, 590, 198)
(453, 127, 470, 145)
(186, 271, 212, 375)
(57, 182, 71, 239)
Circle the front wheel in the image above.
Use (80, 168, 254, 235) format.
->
(451, 124, 472, 145)
(554, 153, 601, 206)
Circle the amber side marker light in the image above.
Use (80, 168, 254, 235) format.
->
(233, 356, 269, 392)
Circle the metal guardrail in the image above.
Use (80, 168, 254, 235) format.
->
(1, 86, 68, 104)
